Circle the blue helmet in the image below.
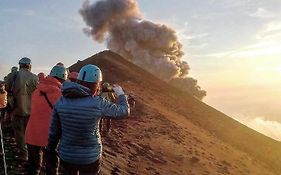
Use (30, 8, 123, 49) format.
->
(50, 65, 68, 80)
(77, 64, 102, 83)
(19, 57, 31, 65)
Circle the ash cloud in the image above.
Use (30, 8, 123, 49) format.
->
(79, 0, 206, 100)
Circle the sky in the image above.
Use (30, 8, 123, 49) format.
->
(0, 0, 281, 141)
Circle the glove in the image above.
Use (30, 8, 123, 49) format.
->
(112, 85, 124, 97)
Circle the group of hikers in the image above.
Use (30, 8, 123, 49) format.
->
(0, 57, 133, 175)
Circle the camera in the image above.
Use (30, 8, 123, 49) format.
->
(101, 82, 113, 92)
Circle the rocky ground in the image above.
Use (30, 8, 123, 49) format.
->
(0, 123, 28, 175)
(1, 50, 280, 175)
(0, 93, 278, 175)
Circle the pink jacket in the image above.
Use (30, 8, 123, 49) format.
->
(25, 76, 62, 146)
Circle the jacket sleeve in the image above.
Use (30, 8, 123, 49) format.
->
(29, 74, 39, 93)
(100, 94, 130, 119)
(47, 105, 61, 151)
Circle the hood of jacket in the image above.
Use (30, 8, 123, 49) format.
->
(62, 81, 92, 98)
(37, 76, 62, 94)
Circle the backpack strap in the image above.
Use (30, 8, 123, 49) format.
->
(40, 91, 53, 109)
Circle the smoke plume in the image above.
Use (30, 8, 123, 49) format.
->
(79, 0, 206, 99)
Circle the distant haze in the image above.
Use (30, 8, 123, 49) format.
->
(204, 71, 281, 141)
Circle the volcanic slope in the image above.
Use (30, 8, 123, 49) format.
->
(69, 50, 281, 175)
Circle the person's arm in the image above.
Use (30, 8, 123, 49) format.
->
(101, 85, 130, 118)
(47, 106, 61, 151)
(45, 104, 60, 175)
(29, 75, 39, 93)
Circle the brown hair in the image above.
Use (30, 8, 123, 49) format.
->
(19, 64, 31, 70)
(77, 80, 101, 96)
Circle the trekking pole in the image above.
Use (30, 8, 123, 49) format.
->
(0, 121, 8, 175)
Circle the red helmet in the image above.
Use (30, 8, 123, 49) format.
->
(38, 72, 46, 81)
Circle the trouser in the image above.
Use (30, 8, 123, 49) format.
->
(0, 108, 5, 121)
(12, 115, 29, 160)
(45, 149, 60, 175)
(60, 159, 101, 175)
(27, 144, 43, 175)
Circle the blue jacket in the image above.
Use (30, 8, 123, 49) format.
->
(47, 82, 129, 164)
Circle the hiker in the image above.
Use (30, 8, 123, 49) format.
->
(5, 66, 18, 113)
(5, 66, 18, 87)
(0, 82, 7, 121)
(0, 81, 8, 175)
(25, 65, 67, 175)
(68, 72, 79, 82)
(99, 82, 116, 135)
(37, 72, 46, 82)
(128, 94, 136, 109)
(6, 57, 38, 162)
(46, 64, 130, 175)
